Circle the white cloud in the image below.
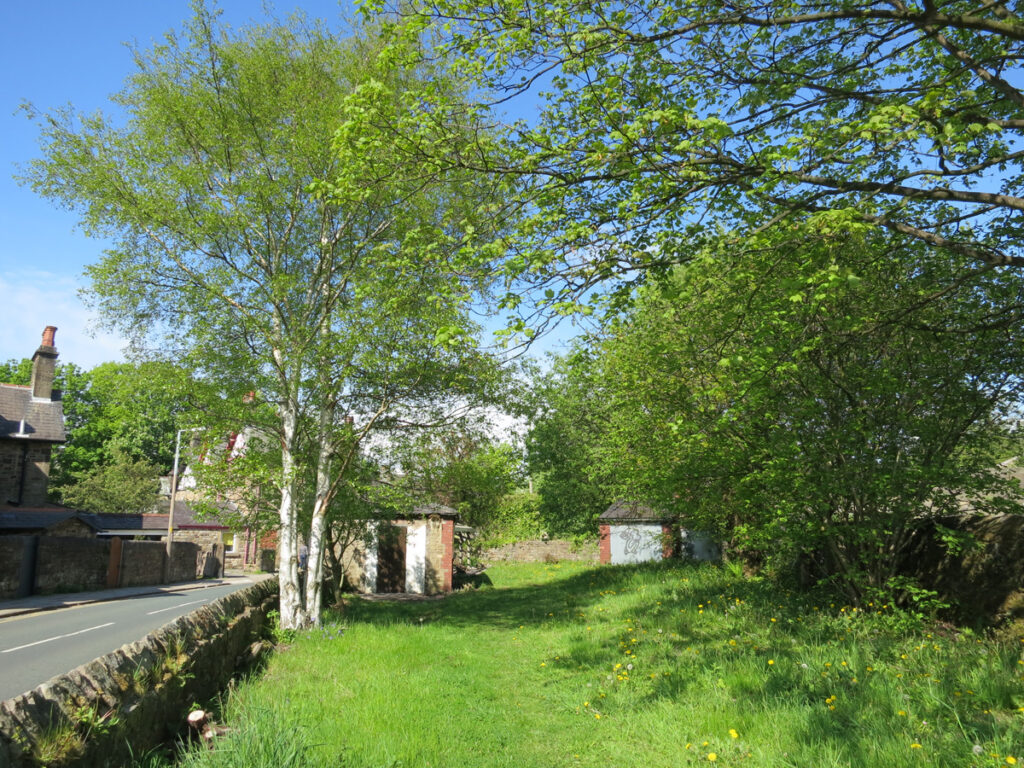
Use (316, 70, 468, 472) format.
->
(0, 270, 127, 369)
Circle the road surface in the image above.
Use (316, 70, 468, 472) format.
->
(0, 580, 259, 701)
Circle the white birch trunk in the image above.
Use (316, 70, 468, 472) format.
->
(276, 392, 304, 629)
(304, 397, 336, 626)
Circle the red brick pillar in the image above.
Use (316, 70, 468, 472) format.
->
(599, 524, 611, 564)
(442, 519, 454, 592)
(662, 524, 674, 559)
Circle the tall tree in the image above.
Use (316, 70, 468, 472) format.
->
(389, 0, 1024, 311)
(52, 361, 198, 482)
(591, 228, 1024, 602)
(23, 5, 504, 627)
(389, 422, 524, 527)
(525, 351, 613, 537)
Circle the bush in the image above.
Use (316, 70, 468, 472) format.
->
(477, 490, 545, 545)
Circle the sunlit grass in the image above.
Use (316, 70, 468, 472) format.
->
(177, 560, 1024, 767)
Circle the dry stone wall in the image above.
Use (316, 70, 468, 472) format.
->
(484, 539, 599, 563)
(0, 578, 278, 768)
(899, 513, 1024, 625)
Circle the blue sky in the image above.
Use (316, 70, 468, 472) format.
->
(0, 1, 417, 369)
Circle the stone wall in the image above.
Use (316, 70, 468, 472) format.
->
(899, 513, 1024, 625)
(0, 442, 54, 508)
(0, 537, 204, 599)
(484, 539, 599, 564)
(175, 530, 224, 578)
(0, 579, 278, 768)
(0, 537, 25, 596)
(168, 542, 203, 583)
(118, 542, 167, 588)
(46, 519, 95, 539)
(35, 537, 110, 594)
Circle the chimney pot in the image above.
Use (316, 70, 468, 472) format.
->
(41, 326, 57, 348)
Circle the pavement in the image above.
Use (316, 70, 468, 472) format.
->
(0, 572, 275, 620)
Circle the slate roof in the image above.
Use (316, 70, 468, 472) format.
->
(408, 503, 459, 519)
(0, 508, 101, 532)
(154, 498, 234, 529)
(599, 501, 670, 523)
(0, 507, 232, 535)
(78, 512, 168, 533)
(0, 383, 65, 442)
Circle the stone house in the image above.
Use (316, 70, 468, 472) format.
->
(0, 327, 65, 508)
(342, 504, 458, 595)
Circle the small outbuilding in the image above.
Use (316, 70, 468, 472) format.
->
(342, 504, 458, 595)
(599, 501, 720, 565)
(599, 501, 673, 565)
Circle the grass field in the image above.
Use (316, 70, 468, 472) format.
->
(165, 560, 1023, 767)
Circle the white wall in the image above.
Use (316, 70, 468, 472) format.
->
(405, 522, 427, 594)
(362, 525, 379, 593)
(609, 523, 664, 564)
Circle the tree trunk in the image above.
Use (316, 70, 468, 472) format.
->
(303, 398, 336, 626)
(277, 393, 304, 629)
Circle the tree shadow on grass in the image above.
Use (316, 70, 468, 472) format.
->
(320, 559, 1012, 767)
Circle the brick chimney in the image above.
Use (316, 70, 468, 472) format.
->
(30, 326, 58, 400)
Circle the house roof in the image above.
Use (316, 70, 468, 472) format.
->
(0, 508, 101, 532)
(154, 498, 234, 529)
(0, 505, 233, 536)
(599, 501, 670, 523)
(79, 512, 168, 532)
(409, 503, 458, 519)
(0, 383, 65, 442)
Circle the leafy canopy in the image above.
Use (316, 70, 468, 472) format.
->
(389, 0, 1024, 313)
(584, 227, 1024, 601)
(22, 3, 509, 627)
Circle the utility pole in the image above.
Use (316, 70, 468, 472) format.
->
(165, 426, 206, 582)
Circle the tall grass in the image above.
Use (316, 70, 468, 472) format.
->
(170, 561, 1024, 767)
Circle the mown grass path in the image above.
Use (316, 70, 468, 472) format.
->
(176, 561, 1023, 768)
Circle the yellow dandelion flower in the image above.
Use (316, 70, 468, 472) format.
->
(708, 753, 717, 762)
(768, 659, 775, 666)
(911, 743, 922, 749)
(897, 710, 906, 716)
(1006, 758, 1017, 766)
(594, 713, 601, 719)
(729, 729, 739, 739)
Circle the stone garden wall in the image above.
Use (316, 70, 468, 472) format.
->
(0, 536, 208, 600)
(0, 578, 278, 768)
(899, 513, 1024, 625)
(483, 539, 599, 563)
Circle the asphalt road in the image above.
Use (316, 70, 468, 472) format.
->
(0, 580, 257, 701)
